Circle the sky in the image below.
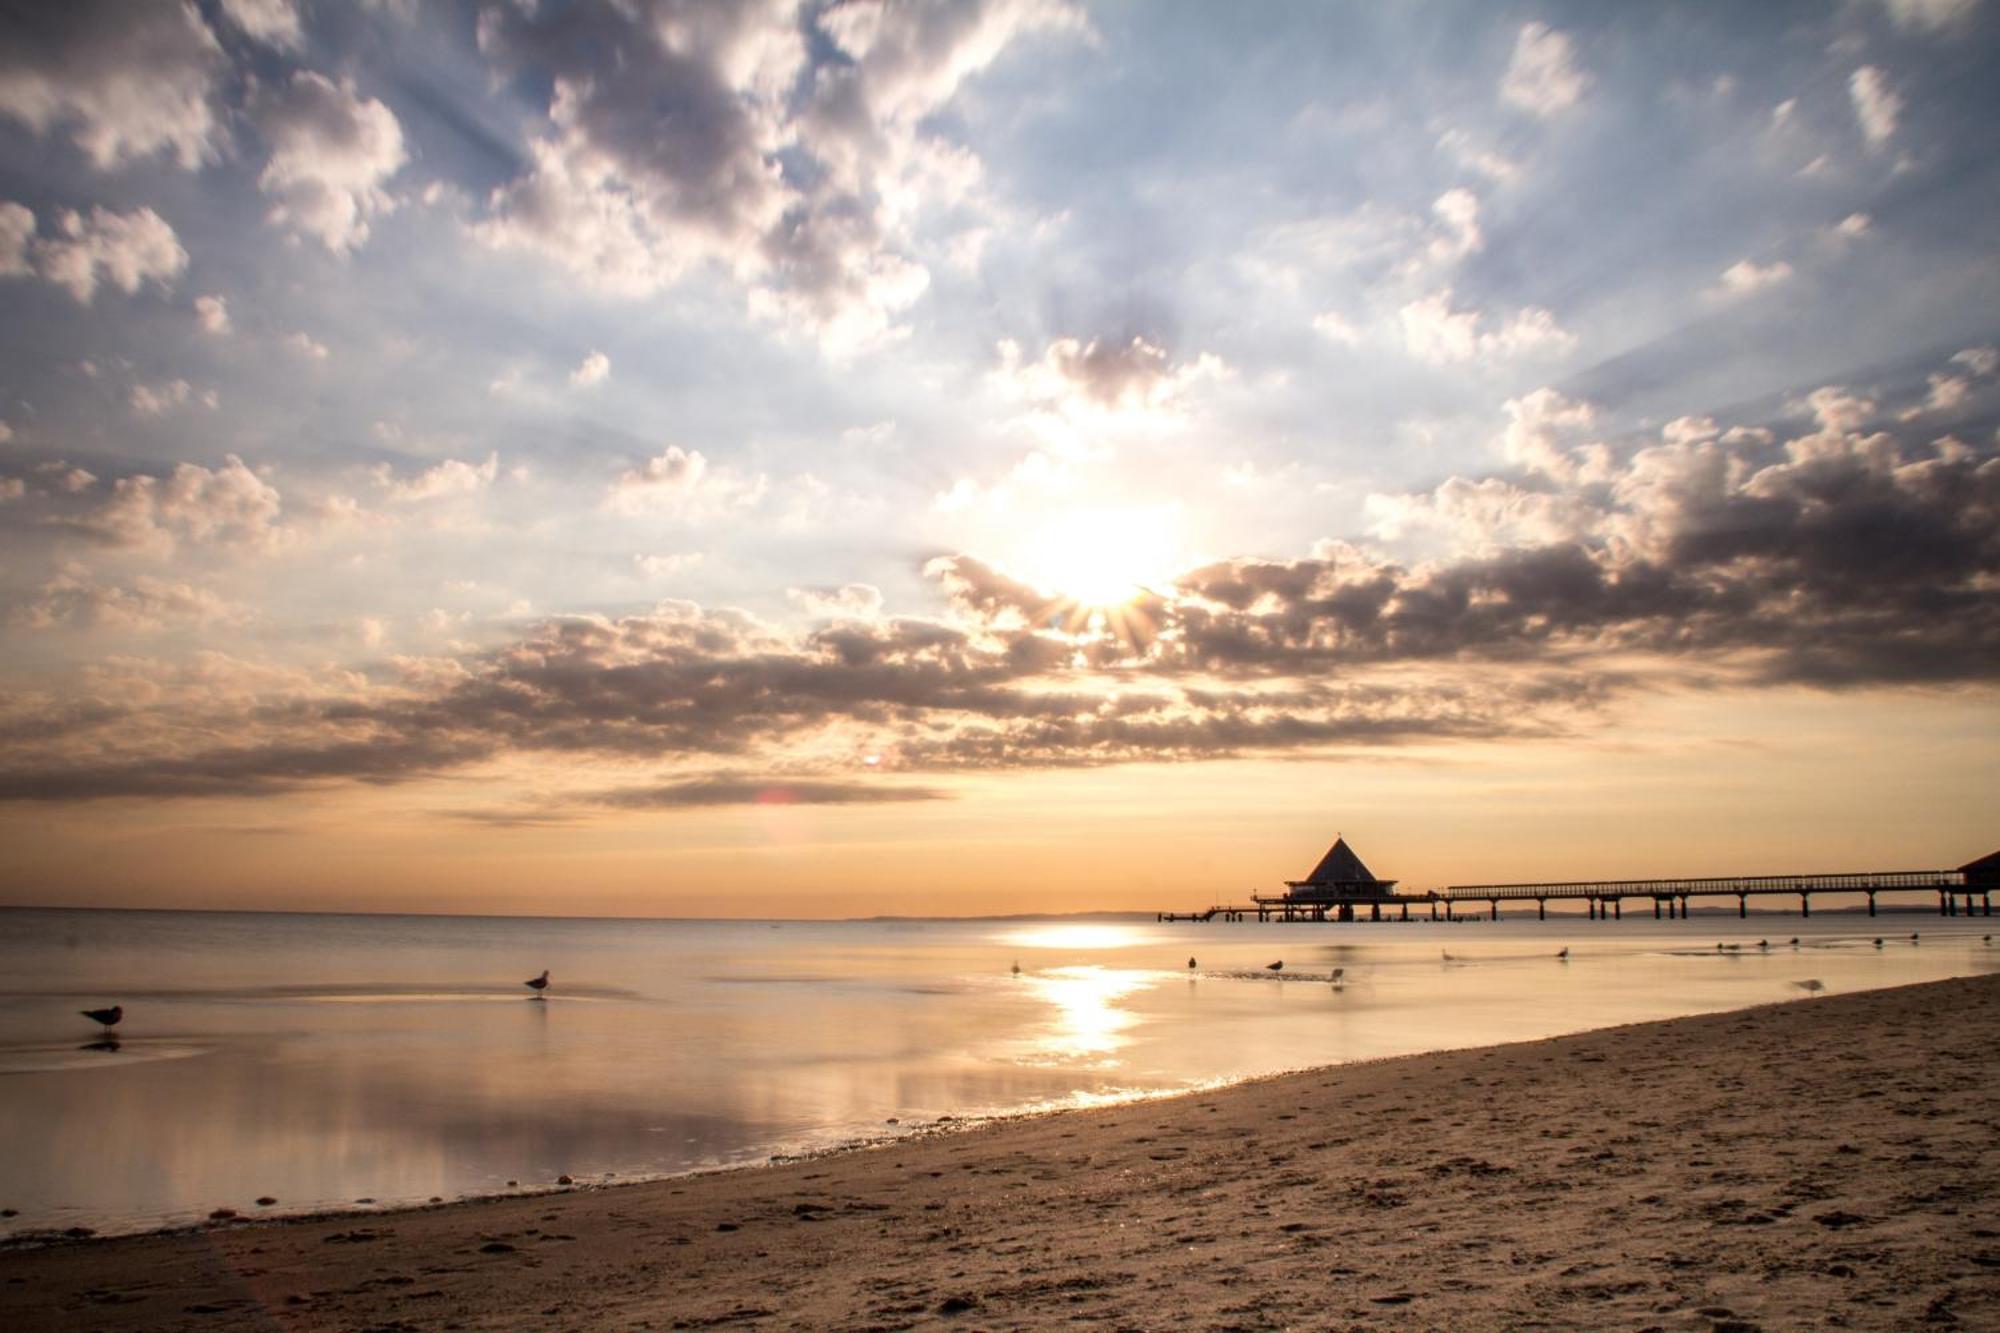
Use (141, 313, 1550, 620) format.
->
(0, 0, 1995, 918)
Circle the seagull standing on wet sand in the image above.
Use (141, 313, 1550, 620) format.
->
(1329, 967, 1345, 988)
(80, 1005, 122, 1033)
(1266, 960, 1283, 973)
(525, 970, 550, 998)
(1556, 948, 1569, 961)
(1187, 957, 1197, 970)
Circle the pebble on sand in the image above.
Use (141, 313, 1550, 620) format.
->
(557, 1175, 575, 1185)
(256, 1196, 278, 1207)
(208, 1208, 238, 1221)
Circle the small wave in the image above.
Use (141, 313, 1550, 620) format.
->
(0, 1039, 212, 1075)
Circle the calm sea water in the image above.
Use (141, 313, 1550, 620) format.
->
(0, 907, 1993, 1237)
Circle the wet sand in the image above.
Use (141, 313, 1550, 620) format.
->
(3, 973, 1995, 1330)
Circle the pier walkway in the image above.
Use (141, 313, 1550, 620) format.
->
(1439, 868, 1986, 921)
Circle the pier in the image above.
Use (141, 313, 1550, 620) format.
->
(1159, 844, 1999, 925)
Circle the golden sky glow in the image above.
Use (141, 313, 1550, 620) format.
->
(0, 4, 1995, 916)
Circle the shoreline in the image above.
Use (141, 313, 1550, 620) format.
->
(3, 972, 1995, 1329)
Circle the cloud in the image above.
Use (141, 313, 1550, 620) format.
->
(608, 446, 766, 515)
(218, 0, 303, 49)
(372, 452, 499, 503)
(17, 568, 247, 634)
(992, 335, 1229, 414)
(0, 201, 31, 274)
(474, 0, 1084, 354)
(1398, 291, 1576, 365)
(194, 293, 230, 333)
(1879, 0, 1979, 30)
(1712, 258, 1793, 298)
(635, 552, 703, 578)
(591, 777, 946, 810)
(253, 71, 407, 253)
(1428, 187, 1483, 263)
(5, 348, 1996, 804)
(129, 379, 218, 416)
(285, 330, 329, 359)
(1501, 22, 1589, 118)
(569, 350, 611, 387)
(31, 206, 188, 304)
(65, 456, 284, 551)
(1950, 346, 1998, 378)
(1835, 212, 1872, 239)
(1494, 387, 1607, 482)
(1849, 66, 1902, 148)
(0, 1, 222, 169)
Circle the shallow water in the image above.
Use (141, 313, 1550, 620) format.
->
(0, 907, 1992, 1237)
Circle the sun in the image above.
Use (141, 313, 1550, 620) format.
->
(1018, 506, 1182, 607)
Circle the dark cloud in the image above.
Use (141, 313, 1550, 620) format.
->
(0, 383, 1992, 804)
(592, 778, 947, 809)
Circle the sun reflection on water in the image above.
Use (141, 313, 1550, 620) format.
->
(1015, 965, 1153, 1065)
(1001, 923, 1146, 952)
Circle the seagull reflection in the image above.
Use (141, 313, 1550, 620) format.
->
(79, 1038, 121, 1053)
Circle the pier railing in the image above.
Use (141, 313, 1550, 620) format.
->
(1441, 869, 1964, 902)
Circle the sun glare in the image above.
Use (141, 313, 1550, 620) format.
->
(1019, 507, 1181, 607)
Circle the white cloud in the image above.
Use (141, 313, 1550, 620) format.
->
(129, 379, 217, 416)
(1428, 187, 1483, 263)
(0, 2, 222, 170)
(787, 583, 884, 619)
(219, 0, 303, 49)
(608, 445, 765, 516)
(569, 350, 611, 387)
(1501, 22, 1589, 117)
(194, 293, 230, 333)
(1712, 258, 1793, 298)
(635, 552, 704, 578)
(32, 206, 188, 304)
(75, 456, 285, 551)
(1849, 66, 1901, 148)
(1398, 290, 1576, 365)
(1805, 386, 1876, 434)
(1496, 387, 1608, 482)
(1366, 475, 1599, 554)
(285, 330, 329, 360)
(372, 453, 499, 503)
(1662, 416, 1720, 445)
(254, 71, 407, 253)
(1835, 212, 1872, 238)
(1435, 128, 1520, 184)
(1949, 345, 1998, 377)
(1312, 311, 1363, 346)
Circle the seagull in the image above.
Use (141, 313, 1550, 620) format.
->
(1792, 979, 1825, 994)
(1984, 935, 1992, 944)
(1910, 932, 1920, 944)
(1789, 938, 1800, 949)
(1266, 960, 1284, 973)
(80, 1005, 122, 1033)
(1329, 967, 1345, 988)
(1010, 960, 1021, 976)
(1757, 939, 1768, 950)
(1873, 937, 1883, 948)
(1187, 957, 1197, 970)
(524, 970, 550, 998)
(1556, 948, 1569, 961)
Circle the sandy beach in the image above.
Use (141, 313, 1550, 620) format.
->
(3, 972, 1995, 1331)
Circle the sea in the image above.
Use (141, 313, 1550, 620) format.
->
(0, 907, 1993, 1238)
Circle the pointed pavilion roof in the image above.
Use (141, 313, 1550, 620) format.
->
(1294, 835, 1385, 887)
